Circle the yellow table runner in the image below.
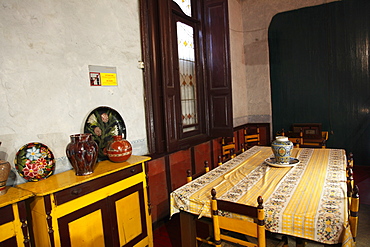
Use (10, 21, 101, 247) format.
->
(170, 146, 351, 245)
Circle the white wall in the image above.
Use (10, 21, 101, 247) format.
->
(228, 0, 248, 127)
(0, 0, 147, 184)
(1, 0, 341, 185)
(229, 0, 339, 127)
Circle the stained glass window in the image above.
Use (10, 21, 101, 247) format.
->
(173, 0, 191, 16)
(177, 21, 197, 132)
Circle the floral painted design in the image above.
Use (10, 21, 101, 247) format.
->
(263, 148, 346, 244)
(170, 147, 262, 216)
(315, 149, 346, 243)
(262, 149, 312, 230)
(14, 142, 55, 182)
(84, 106, 126, 161)
(170, 146, 348, 245)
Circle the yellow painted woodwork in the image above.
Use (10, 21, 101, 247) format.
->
(349, 197, 359, 238)
(69, 210, 105, 247)
(257, 208, 266, 247)
(258, 224, 266, 247)
(17, 155, 150, 196)
(16, 155, 153, 247)
(0, 186, 33, 208)
(116, 191, 142, 245)
(31, 207, 51, 246)
(0, 222, 15, 242)
(52, 173, 144, 218)
(222, 144, 234, 155)
(11, 203, 26, 245)
(218, 217, 258, 237)
(0, 187, 33, 245)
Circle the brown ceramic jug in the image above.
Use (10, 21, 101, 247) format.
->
(66, 133, 98, 176)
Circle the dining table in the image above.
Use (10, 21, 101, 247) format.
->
(170, 146, 354, 246)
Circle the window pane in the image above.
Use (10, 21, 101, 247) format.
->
(177, 21, 197, 133)
(173, 0, 191, 17)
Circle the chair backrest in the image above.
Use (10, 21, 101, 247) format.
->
(221, 137, 236, 162)
(210, 188, 266, 247)
(347, 152, 354, 168)
(346, 153, 355, 204)
(349, 185, 359, 242)
(244, 127, 260, 149)
(346, 167, 354, 200)
(187, 161, 210, 183)
(292, 124, 327, 148)
(322, 131, 329, 141)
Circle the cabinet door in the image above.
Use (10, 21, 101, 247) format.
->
(56, 182, 148, 247)
(110, 182, 148, 247)
(0, 202, 31, 247)
(57, 198, 110, 247)
(0, 204, 18, 246)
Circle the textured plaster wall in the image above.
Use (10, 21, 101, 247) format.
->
(1, 0, 341, 185)
(0, 0, 146, 184)
(229, 0, 339, 127)
(228, 0, 248, 127)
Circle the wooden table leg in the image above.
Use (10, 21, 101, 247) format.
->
(296, 237, 306, 247)
(180, 211, 197, 247)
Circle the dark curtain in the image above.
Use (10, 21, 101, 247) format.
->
(269, 0, 370, 165)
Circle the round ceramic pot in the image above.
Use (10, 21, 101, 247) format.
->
(66, 133, 98, 176)
(0, 160, 11, 196)
(271, 136, 293, 164)
(106, 135, 132, 163)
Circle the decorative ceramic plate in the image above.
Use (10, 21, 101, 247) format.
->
(84, 106, 126, 161)
(264, 157, 300, 168)
(14, 142, 55, 182)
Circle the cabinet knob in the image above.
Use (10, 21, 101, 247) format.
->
(71, 188, 82, 195)
(130, 168, 136, 173)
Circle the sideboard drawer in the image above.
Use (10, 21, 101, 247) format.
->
(54, 163, 142, 205)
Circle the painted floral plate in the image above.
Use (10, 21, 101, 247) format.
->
(14, 142, 55, 182)
(264, 157, 300, 168)
(84, 106, 126, 161)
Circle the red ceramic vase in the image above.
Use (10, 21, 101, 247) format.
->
(106, 135, 132, 163)
(66, 133, 98, 176)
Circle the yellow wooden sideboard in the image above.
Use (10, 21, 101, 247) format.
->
(16, 155, 153, 247)
(0, 187, 34, 246)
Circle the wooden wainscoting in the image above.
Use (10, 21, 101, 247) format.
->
(147, 123, 270, 226)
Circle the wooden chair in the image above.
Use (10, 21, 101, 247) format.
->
(280, 128, 301, 148)
(346, 153, 355, 203)
(284, 124, 329, 148)
(345, 156, 359, 244)
(300, 128, 328, 148)
(347, 152, 354, 169)
(196, 189, 278, 247)
(349, 185, 359, 242)
(321, 131, 329, 146)
(187, 161, 210, 183)
(347, 167, 354, 205)
(244, 127, 260, 149)
(221, 137, 236, 162)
